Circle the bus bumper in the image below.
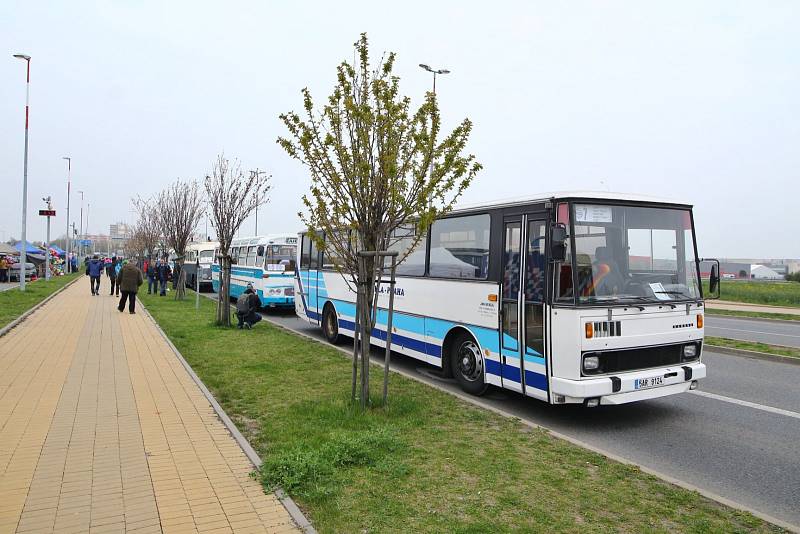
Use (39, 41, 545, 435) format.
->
(550, 362, 706, 405)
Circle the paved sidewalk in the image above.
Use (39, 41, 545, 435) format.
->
(0, 281, 299, 533)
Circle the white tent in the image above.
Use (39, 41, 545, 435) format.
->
(750, 264, 783, 280)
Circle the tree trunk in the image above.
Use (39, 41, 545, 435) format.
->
(216, 257, 232, 326)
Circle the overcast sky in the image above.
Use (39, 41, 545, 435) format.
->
(1, 1, 797, 257)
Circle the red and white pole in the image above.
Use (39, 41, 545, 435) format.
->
(14, 54, 31, 290)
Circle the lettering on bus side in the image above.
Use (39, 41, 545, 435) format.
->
(377, 286, 405, 297)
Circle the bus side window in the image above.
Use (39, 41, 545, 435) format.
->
(309, 237, 320, 270)
(429, 214, 490, 279)
(300, 235, 311, 269)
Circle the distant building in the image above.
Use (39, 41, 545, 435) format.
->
(718, 258, 800, 279)
(109, 222, 132, 240)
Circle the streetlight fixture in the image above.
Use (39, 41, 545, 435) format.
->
(418, 63, 450, 95)
(62, 157, 71, 270)
(14, 53, 31, 290)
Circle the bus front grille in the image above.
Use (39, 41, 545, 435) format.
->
(582, 343, 697, 375)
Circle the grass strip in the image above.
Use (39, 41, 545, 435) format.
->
(0, 273, 81, 329)
(703, 281, 800, 308)
(141, 290, 783, 533)
(705, 308, 800, 322)
(706, 337, 800, 360)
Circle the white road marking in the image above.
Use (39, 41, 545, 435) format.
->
(706, 326, 800, 339)
(690, 390, 800, 420)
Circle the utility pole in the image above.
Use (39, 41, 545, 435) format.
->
(14, 53, 31, 290)
(40, 197, 54, 280)
(63, 157, 71, 268)
(78, 190, 85, 258)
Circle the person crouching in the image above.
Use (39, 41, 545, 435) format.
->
(236, 283, 262, 330)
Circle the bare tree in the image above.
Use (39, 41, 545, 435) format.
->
(205, 154, 271, 326)
(278, 34, 481, 407)
(132, 198, 162, 261)
(154, 179, 205, 300)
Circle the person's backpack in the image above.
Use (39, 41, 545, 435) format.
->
(236, 293, 250, 314)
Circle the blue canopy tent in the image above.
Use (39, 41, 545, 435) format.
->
(50, 244, 65, 256)
(14, 241, 41, 255)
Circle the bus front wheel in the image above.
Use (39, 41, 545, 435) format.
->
(450, 332, 488, 396)
(322, 305, 341, 345)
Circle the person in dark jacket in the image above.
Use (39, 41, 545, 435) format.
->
(146, 260, 157, 294)
(236, 283, 262, 329)
(106, 256, 119, 296)
(157, 259, 171, 296)
(86, 255, 103, 295)
(117, 260, 144, 314)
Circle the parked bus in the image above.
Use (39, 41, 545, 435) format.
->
(211, 234, 297, 309)
(183, 241, 219, 291)
(295, 192, 716, 406)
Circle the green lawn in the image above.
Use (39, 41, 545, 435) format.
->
(705, 337, 800, 360)
(705, 308, 800, 322)
(705, 280, 800, 307)
(0, 273, 81, 329)
(141, 291, 782, 533)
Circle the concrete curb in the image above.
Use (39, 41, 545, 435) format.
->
(706, 344, 800, 366)
(0, 275, 82, 338)
(706, 311, 800, 325)
(139, 302, 317, 534)
(258, 313, 799, 534)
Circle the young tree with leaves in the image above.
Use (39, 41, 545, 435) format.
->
(205, 154, 271, 326)
(278, 33, 481, 407)
(155, 179, 205, 300)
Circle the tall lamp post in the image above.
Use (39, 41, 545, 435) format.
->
(63, 157, 71, 270)
(14, 53, 31, 290)
(41, 197, 53, 281)
(78, 190, 85, 258)
(418, 63, 450, 195)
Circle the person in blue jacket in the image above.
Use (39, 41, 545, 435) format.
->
(146, 260, 157, 294)
(86, 255, 103, 295)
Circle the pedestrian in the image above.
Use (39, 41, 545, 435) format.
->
(114, 259, 122, 296)
(235, 283, 262, 329)
(146, 260, 157, 294)
(0, 255, 8, 283)
(86, 255, 103, 295)
(117, 260, 144, 314)
(157, 259, 170, 296)
(70, 254, 78, 274)
(105, 257, 118, 296)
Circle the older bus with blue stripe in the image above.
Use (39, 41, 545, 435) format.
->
(295, 192, 711, 406)
(212, 234, 297, 308)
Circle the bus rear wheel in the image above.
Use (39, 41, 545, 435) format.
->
(450, 332, 488, 396)
(322, 305, 341, 345)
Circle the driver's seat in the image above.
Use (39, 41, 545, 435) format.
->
(591, 246, 626, 295)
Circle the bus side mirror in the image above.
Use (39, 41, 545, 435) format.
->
(550, 224, 568, 262)
(702, 258, 721, 300)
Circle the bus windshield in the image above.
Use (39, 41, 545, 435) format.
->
(571, 203, 700, 304)
(198, 250, 214, 263)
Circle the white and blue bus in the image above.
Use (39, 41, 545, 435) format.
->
(212, 234, 297, 309)
(295, 192, 714, 406)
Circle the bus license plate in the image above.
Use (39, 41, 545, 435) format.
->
(634, 376, 663, 390)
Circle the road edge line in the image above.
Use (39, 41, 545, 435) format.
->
(0, 275, 82, 338)
(706, 311, 800, 324)
(259, 313, 800, 534)
(706, 344, 800, 366)
(139, 302, 317, 534)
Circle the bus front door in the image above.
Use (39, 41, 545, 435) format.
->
(501, 216, 548, 399)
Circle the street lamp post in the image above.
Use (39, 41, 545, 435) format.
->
(14, 53, 31, 290)
(78, 190, 84, 258)
(63, 157, 71, 271)
(418, 63, 450, 194)
(42, 197, 53, 281)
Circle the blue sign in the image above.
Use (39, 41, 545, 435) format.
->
(79, 239, 92, 246)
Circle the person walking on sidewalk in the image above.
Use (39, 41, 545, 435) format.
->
(106, 256, 119, 296)
(114, 259, 122, 296)
(117, 260, 144, 314)
(236, 283, 262, 329)
(0, 255, 9, 283)
(146, 260, 157, 294)
(86, 255, 103, 295)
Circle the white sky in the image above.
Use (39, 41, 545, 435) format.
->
(1, 1, 797, 257)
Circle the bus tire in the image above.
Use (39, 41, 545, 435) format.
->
(450, 332, 488, 396)
(322, 304, 341, 345)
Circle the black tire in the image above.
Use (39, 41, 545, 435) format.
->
(322, 304, 341, 345)
(450, 332, 489, 396)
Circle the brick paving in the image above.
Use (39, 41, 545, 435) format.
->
(0, 281, 299, 533)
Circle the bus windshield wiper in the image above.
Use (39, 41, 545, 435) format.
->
(653, 290, 692, 299)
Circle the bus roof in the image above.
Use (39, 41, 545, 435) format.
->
(454, 191, 692, 213)
(186, 241, 219, 252)
(231, 234, 298, 247)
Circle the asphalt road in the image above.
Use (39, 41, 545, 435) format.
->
(262, 310, 800, 529)
(706, 315, 800, 348)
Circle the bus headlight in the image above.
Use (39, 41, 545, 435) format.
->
(583, 355, 600, 372)
(683, 344, 698, 360)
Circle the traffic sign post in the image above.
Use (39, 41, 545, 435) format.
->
(39, 199, 55, 281)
